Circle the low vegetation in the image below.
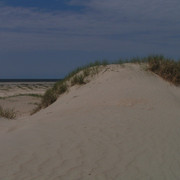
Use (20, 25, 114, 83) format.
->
(32, 55, 180, 114)
(71, 74, 85, 85)
(0, 106, 16, 119)
(0, 94, 42, 100)
(147, 55, 180, 85)
(32, 61, 108, 113)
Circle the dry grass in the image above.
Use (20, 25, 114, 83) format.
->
(71, 74, 85, 86)
(0, 106, 16, 119)
(32, 61, 108, 114)
(147, 55, 180, 85)
(32, 56, 180, 114)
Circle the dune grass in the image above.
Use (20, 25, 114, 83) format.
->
(0, 106, 16, 119)
(0, 94, 42, 100)
(147, 55, 180, 85)
(71, 74, 85, 86)
(32, 56, 180, 114)
(113, 55, 180, 85)
(32, 60, 108, 113)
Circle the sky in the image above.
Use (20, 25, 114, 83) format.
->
(0, 0, 180, 78)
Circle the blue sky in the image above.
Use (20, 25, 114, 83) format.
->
(0, 0, 180, 78)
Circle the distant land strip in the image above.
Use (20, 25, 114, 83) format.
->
(0, 79, 61, 82)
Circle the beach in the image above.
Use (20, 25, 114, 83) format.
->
(0, 81, 55, 118)
(0, 64, 180, 179)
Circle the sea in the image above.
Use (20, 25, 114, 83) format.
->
(0, 79, 60, 83)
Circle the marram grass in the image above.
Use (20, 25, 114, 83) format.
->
(0, 106, 16, 119)
(32, 56, 180, 114)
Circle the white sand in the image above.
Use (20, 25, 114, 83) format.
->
(0, 82, 54, 97)
(0, 82, 54, 118)
(0, 64, 180, 180)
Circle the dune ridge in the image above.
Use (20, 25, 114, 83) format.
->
(0, 64, 180, 180)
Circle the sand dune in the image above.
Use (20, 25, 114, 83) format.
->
(0, 82, 54, 118)
(0, 64, 180, 180)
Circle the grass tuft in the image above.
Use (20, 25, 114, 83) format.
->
(147, 55, 180, 85)
(71, 74, 85, 86)
(83, 69, 90, 77)
(32, 56, 180, 114)
(41, 89, 58, 108)
(59, 83, 68, 94)
(32, 60, 109, 113)
(0, 106, 16, 119)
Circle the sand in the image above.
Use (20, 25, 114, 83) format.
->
(0, 64, 180, 180)
(0, 82, 54, 97)
(0, 82, 54, 118)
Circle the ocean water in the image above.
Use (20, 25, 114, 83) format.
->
(0, 79, 60, 82)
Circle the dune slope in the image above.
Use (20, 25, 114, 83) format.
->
(0, 64, 180, 180)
